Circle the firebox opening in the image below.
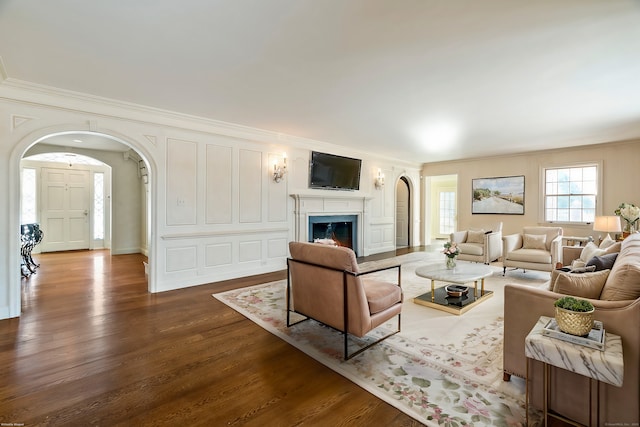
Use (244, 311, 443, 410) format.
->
(308, 215, 358, 255)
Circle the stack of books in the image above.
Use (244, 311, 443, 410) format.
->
(542, 318, 606, 351)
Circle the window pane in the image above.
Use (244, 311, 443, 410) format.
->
(439, 191, 456, 235)
(583, 180, 596, 194)
(94, 173, 104, 240)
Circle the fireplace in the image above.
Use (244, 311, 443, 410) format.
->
(291, 193, 368, 257)
(308, 215, 358, 255)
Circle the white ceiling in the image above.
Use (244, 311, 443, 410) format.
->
(2, 0, 640, 163)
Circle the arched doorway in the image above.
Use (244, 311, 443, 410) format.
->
(21, 151, 113, 253)
(9, 129, 155, 318)
(395, 176, 411, 248)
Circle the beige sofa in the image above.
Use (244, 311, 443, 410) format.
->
(503, 233, 640, 425)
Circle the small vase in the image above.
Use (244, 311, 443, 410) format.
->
(446, 256, 456, 270)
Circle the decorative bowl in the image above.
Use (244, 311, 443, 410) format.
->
(445, 285, 469, 297)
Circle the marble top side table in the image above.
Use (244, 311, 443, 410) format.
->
(524, 316, 623, 426)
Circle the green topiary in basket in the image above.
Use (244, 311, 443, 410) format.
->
(554, 296, 595, 336)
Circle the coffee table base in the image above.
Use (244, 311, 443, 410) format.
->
(414, 287, 494, 315)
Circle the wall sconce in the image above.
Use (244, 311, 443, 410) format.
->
(272, 152, 287, 183)
(375, 168, 385, 189)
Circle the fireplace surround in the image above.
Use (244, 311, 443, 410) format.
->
(291, 193, 369, 256)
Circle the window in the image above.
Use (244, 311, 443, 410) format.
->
(439, 191, 456, 235)
(94, 172, 104, 240)
(543, 164, 598, 224)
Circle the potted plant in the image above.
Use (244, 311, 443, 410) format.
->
(553, 296, 595, 336)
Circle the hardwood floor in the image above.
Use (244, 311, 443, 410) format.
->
(0, 250, 424, 426)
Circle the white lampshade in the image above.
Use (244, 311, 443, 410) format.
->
(593, 216, 622, 233)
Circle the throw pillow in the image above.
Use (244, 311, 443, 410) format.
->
(571, 242, 606, 268)
(553, 269, 610, 299)
(599, 236, 616, 249)
(604, 241, 622, 254)
(523, 234, 546, 250)
(549, 268, 563, 291)
(600, 263, 640, 300)
(466, 230, 485, 244)
(586, 252, 619, 271)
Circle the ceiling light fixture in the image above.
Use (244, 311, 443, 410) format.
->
(413, 120, 461, 152)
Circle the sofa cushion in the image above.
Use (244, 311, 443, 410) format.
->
(508, 248, 552, 264)
(552, 269, 610, 299)
(363, 279, 402, 314)
(459, 242, 483, 256)
(599, 234, 640, 300)
(586, 252, 618, 271)
(467, 230, 485, 244)
(523, 233, 546, 250)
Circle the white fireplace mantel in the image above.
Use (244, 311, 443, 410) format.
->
(290, 192, 372, 256)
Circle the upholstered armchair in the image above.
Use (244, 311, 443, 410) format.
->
(502, 226, 563, 275)
(287, 241, 403, 360)
(450, 222, 503, 264)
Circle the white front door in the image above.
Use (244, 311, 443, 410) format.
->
(40, 168, 91, 252)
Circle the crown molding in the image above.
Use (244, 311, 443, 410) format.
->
(0, 74, 421, 168)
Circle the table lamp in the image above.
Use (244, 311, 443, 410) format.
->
(593, 215, 622, 241)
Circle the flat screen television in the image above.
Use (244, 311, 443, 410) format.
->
(309, 151, 362, 191)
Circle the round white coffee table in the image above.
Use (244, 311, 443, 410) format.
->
(414, 263, 494, 315)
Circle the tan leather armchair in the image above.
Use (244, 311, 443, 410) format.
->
(502, 226, 563, 275)
(287, 241, 403, 360)
(450, 222, 503, 264)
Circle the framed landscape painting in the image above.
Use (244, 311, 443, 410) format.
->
(472, 175, 525, 214)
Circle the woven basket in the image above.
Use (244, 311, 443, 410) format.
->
(555, 307, 594, 336)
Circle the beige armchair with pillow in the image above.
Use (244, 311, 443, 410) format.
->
(450, 222, 503, 264)
(502, 226, 563, 275)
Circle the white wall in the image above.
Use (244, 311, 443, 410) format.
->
(0, 80, 422, 319)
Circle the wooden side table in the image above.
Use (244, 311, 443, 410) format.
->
(524, 316, 623, 426)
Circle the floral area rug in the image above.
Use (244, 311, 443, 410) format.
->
(213, 252, 549, 426)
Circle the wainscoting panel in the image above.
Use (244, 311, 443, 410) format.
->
(267, 153, 288, 223)
(165, 246, 197, 272)
(370, 228, 383, 245)
(267, 238, 288, 259)
(166, 138, 197, 225)
(205, 242, 233, 267)
(239, 240, 261, 262)
(238, 149, 262, 223)
(205, 144, 233, 224)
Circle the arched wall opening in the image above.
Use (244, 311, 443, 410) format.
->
(9, 128, 156, 318)
(395, 174, 414, 248)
